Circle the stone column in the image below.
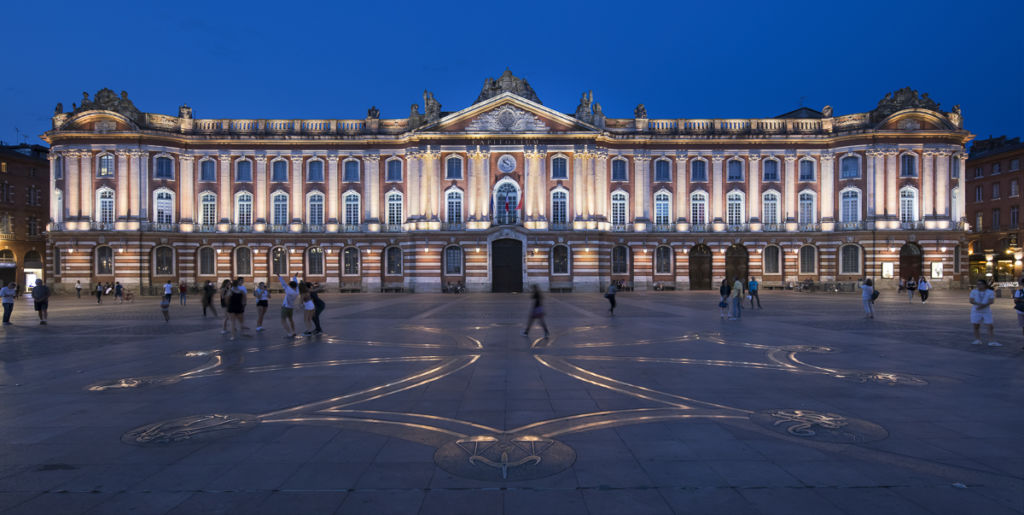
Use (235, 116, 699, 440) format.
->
(116, 150, 131, 219)
(129, 150, 142, 219)
(66, 151, 80, 219)
(418, 151, 437, 221)
(586, 151, 597, 219)
(922, 149, 935, 218)
(675, 155, 688, 221)
(326, 151, 338, 224)
(783, 154, 797, 222)
(406, 152, 421, 220)
(819, 151, 835, 225)
(466, 149, 477, 220)
(957, 154, 968, 221)
(935, 151, 950, 218)
(635, 152, 651, 220)
(573, 151, 585, 220)
(254, 154, 267, 224)
(218, 155, 232, 222)
(522, 149, 534, 219)
(476, 150, 491, 220)
(179, 154, 194, 222)
(594, 149, 608, 217)
(747, 154, 761, 223)
(290, 155, 304, 224)
(885, 148, 898, 218)
(526, 149, 546, 219)
(712, 153, 725, 223)
(138, 152, 149, 219)
(80, 151, 93, 221)
(868, 149, 885, 220)
(363, 153, 382, 222)
(47, 153, 58, 222)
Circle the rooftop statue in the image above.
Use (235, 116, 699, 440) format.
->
(423, 91, 441, 122)
(574, 91, 593, 123)
(70, 88, 142, 121)
(822, 105, 833, 117)
(871, 87, 941, 122)
(367, 106, 380, 119)
(634, 104, 647, 119)
(474, 68, 542, 105)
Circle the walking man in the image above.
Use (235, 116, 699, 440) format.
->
(178, 282, 187, 306)
(747, 277, 762, 309)
(1, 282, 16, 325)
(1014, 277, 1024, 350)
(163, 280, 173, 302)
(31, 279, 49, 325)
(729, 277, 744, 320)
(918, 276, 930, 303)
(95, 283, 104, 303)
(75, 280, 82, 299)
(969, 279, 1000, 347)
(605, 281, 617, 315)
(906, 277, 917, 302)
(522, 285, 550, 338)
(114, 282, 124, 304)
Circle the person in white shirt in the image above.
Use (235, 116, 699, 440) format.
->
(969, 280, 999, 346)
(1, 282, 17, 325)
(253, 282, 270, 331)
(162, 280, 173, 302)
(859, 278, 875, 319)
(918, 276, 931, 303)
(277, 275, 299, 338)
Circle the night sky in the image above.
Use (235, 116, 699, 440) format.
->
(3, 0, 1021, 146)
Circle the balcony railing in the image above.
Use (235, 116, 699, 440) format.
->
(611, 224, 631, 232)
(194, 224, 218, 233)
(230, 224, 254, 233)
(798, 223, 821, 232)
(836, 221, 865, 231)
(140, 222, 178, 232)
(761, 223, 785, 232)
(381, 224, 404, 233)
(726, 223, 749, 232)
(304, 224, 326, 233)
(548, 222, 572, 231)
(266, 224, 289, 233)
(90, 221, 115, 231)
(900, 221, 924, 230)
(690, 224, 710, 232)
(340, 224, 364, 232)
(651, 224, 674, 232)
(440, 223, 465, 231)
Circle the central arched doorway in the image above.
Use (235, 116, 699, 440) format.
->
(899, 242, 923, 281)
(725, 244, 748, 284)
(491, 239, 523, 292)
(689, 244, 712, 290)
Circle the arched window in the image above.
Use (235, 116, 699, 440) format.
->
(154, 156, 174, 179)
(551, 245, 569, 275)
(611, 159, 627, 181)
(799, 246, 817, 274)
(762, 191, 780, 225)
(154, 246, 174, 275)
(655, 246, 672, 274)
(900, 153, 918, 177)
(494, 182, 519, 225)
(235, 192, 253, 226)
(726, 191, 745, 225)
(271, 247, 288, 275)
(386, 159, 402, 182)
(551, 156, 568, 180)
(97, 154, 114, 177)
(900, 187, 919, 223)
(550, 190, 568, 225)
(96, 188, 114, 223)
(387, 192, 403, 225)
(342, 247, 360, 275)
(611, 192, 628, 225)
(343, 159, 360, 182)
(654, 191, 671, 225)
(612, 246, 629, 274)
(446, 189, 463, 223)
(154, 190, 174, 224)
(0, 249, 13, 265)
(726, 159, 744, 182)
(24, 250, 42, 268)
(691, 159, 708, 182)
(839, 245, 861, 275)
(307, 159, 324, 182)
(235, 247, 252, 276)
(200, 159, 217, 182)
(444, 246, 463, 275)
(199, 192, 217, 226)
(344, 192, 361, 226)
(840, 189, 861, 222)
(307, 247, 324, 275)
(236, 159, 253, 182)
(763, 245, 781, 274)
(799, 159, 816, 181)
(763, 159, 780, 181)
(271, 159, 288, 182)
(690, 192, 707, 225)
(654, 159, 671, 182)
(198, 247, 216, 275)
(271, 192, 289, 226)
(840, 155, 860, 179)
(307, 193, 325, 226)
(798, 191, 816, 225)
(446, 156, 463, 180)
(95, 246, 113, 275)
(385, 247, 402, 275)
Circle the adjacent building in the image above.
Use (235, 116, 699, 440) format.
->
(0, 144, 50, 289)
(966, 135, 1024, 284)
(42, 73, 971, 293)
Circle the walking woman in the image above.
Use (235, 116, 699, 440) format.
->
(918, 276, 931, 303)
(605, 281, 617, 315)
(277, 274, 299, 338)
(522, 285, 550, 338)
(219, 279, 232, 334)
(254, 282, 270, 331)
(310, 282, 326, 334)
(299, 282, 315, 336)
(226, 279, 246, 340)
(905, 276, 917, 302)
(860, 278, 875, 319)
(201, 280, 218, 317)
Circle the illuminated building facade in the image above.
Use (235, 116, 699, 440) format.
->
(965, 136, 1024, 284)
(0, 144, 50, 290)
(43, 74, 972, 293)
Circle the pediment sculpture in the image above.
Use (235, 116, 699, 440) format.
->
(871, 87, 941, 122)
(465, 105, 550, 132)
(474, 69, 542, 105)
(71, 88, 142, 121)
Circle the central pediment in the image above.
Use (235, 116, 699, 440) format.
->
(419, 93, 600, 134)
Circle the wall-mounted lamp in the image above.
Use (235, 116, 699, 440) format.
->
(940, 246, 947, 253)
(290, 248, 295, 253)
(215, 248, 221, 254)
(475, 247, 480, 253)
(793, 248, 800, 254)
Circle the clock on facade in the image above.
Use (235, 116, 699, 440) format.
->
(497, 154, 516, 173)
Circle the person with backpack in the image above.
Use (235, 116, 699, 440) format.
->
(905, 277, 917, 302)
(860, 278, 876, 319)
(1013, 277, 1024, 349)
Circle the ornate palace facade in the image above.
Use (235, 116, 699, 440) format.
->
(43, 72, 972, 293)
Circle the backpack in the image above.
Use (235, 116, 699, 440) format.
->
(1014, 289, 1024, 312)
(871, 289, 880, 302)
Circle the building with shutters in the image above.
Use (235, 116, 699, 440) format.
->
(0, 144, 50, 291)
(42, 74, 972, 293)
(965, 135, 1024, 284)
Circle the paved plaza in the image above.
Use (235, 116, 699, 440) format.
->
(0, 289, 1022, 514)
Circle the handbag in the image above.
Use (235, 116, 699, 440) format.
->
(718, 301, 728, 308)
(871, 290, 880, 302)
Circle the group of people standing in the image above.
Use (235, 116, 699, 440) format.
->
(718, 277, 763, 320)
(190, 276, 326, 340)
(899, 277, 933, 303)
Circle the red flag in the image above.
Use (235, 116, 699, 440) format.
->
(516, 193, 523, 210)
(504, 197, 510, 213)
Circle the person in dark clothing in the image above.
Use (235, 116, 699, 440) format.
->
(310, 282, 326, 334)
(202, 280, 218, 317)
(605, 281, 618, 315)
(226, 279, 246, 340)
(719, 279, 731, 318)
(521, 285, 550, 338)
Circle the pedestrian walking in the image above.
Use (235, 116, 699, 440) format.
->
(310, 282, 326, 334)
(299, 282, 315, 336)
(163, 280, 173, 302)
(219, 279, 233, 334)
(277, 275, 299, 338)
(860, 278, 875, 319)
(1, 282, 16, 325)
(114, 282, 124, 304)
(521, 285, 550, 338)
(718, 279, 731, 319)
(75, 280, 82, 299)
(254, 282, 269, 331)
(201, 280, 218, 317)
(226, 279, 246, 340)
(31, 279, 49, 325)
(159, 295, 170, 322)
(969, 279, 999, 347)
(95, 283, 104, 303)
(234, 277, 249, 332)
(918, 276, 931, 303)
(729, 277, 743, 320)
(905, 277, 917, 302)
(178, 282, 187, 306)
(747, 277, 762, 309)
(1014, 277, 1024, 350)
(605, 281, 617, 315)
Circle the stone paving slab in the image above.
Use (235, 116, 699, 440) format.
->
(0, 289, 1022, 514)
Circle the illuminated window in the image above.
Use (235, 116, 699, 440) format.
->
(200, 192, 217, 225)
(444, 246, 463, 275)
(611, 192, 627, 225)
(154, 190, 174, 224)
(97, 188, 114, 223)
(343, 247, 359, 275)
(271, 247, 287, 275)
(550, 190, 567, 225)
(655, 246, 672, 274)
(840, 189, 861, 222)
(272, 193, 288, 225)
(307, 193, 324, 226)
(690, 192, 707, 224)
(307, 248, 324, 275)
(762, 192, 779, 225)
(344, 192, 360, 225)
(726, 192, 744, 225)
(446, 190, 462, 223)
(551, 245, 569, 274)
(654, 192, 670, 225)
(95, 246, 113, 275)
(612, 246, 629, 274)
(387, 192, 403, 225)
(97, 154, 114, 177)
(899, 188, 918, 223)
(235, 192, 253, 225)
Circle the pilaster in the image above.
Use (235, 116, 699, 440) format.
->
(180, 154, 195, 222)
(363, 153, 382, 222)
(326, 151, 339, 224)
(255, 154, 268, 224)
(80, 151, 93, 221)
(116, 150, 130, 219)
(290, 155, 304, 225)
(406, 151, 422, 220)
(884, 147, 898, 219)
(674, 154, 688, 225)
(819, 151, 835, 229)
(594, 149, 608, 219)
(922, 149, 935, 219)
(783, 153, 796, 222)
(935, 151, 950, 219)
(573, 151, 585, 220)
(417, 151, 437, 222)
(66, 151, 80, 220)
(747, 153, 761, 228)
(711, 152, 725, 223)
(128, 150, 141, 219)
(218, 154, 232, 223)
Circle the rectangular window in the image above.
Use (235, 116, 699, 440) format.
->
(447, 195, 462, 223)
(552, 158, 567, 179)
(691, 160, 707, 182)
(155, 157, 174, 179)
(308, 160, 324, 182)
(975, 212, 983, 231)
(271, 160, 288, 182)
(1011, 179, 1019, 198)
(763, 246, 780, 274)
(951, 158, 959, 179)
(343, 160, 360, 182)
(611, 160, 627, 181)
(1011, 205, 1019, 228)
(840, 157, 859, 179)
(236, 161, 252, 182)
(992, 183, 1000, 199)
(992, 163, 1001, 174)
(1010, 159, 1020, 171)
(200, 160, 216, 181)
(763, 160, 779, 181)
(799, 160, 815, 181)
(727, 160, 743, 182)
(992, 208, 1001, 229)
(344, 196, 360, 225)
(446, 158, 462, 180)
(690, 198, 706, 224)
(654, 198, 669, 225)
(798, 195, 814, 224)
(762, 196, 778, 225)
(611, 199, 626, 225)
(445, 247, 462, 275)
(308, 196, 324, 226)
(975, 185, 983, 202)
(386, 160, 402, 182)
(655, 160, 671, 182)
(900, 155, 917, 177)
(974, 167, 983, 178)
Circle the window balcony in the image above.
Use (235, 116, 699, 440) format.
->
(837, 221, 865, 231)
(90, 221, 116, 231)
(340, 224, 364, 233)
(230, 224, 254, 233)
(899, 221, 924, 230)
(726, 223, 749, 232)
(140, 222, 178, 232)
(266, 224, 289, 233)
(650, 224, 675, 232)
(440, 222, 465, 231)
(798, 223, 821, 232)
(548, 222, 572, 231)
(611, 224, 631, 232)
(381, 224, 404, 233)
(304, 224, 326, 233)
(195, 224, 218, 233)
(689, 224, 710, 233)
(761, 223, 785, 232)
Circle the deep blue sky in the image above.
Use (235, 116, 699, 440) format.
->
(3, 0, 1021, 146)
